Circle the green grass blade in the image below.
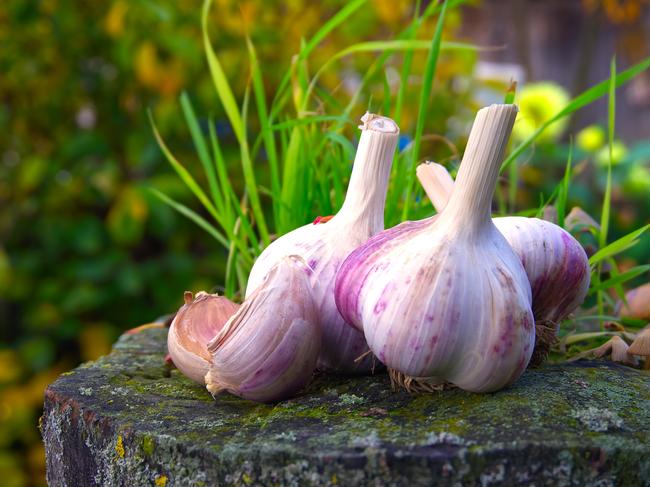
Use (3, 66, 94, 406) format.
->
(202, 0, 269, 244)
(180, 92, 224, 213)
(305, 40, 476, 110)
(394, 0, 421, 125)
(148, 111, 222, 224)
(239, 84, 270, 245)
(589, 264, 650, 294)
(301, 0, 367, 60)
(325, 132, 354, 209)
(508, 155, 517, 212)
(202, 0, 245, 144)
(401, 0, 449, 220)
(226, 190, 260, 256)
(271, 115, 353, 131)
(596, 58, 617, 328)
(556, 141, 573, 229)
(247, 38, 280, 226)
(148, 188, 229, 249)
(588, 224, 650, 265)
(279, 126, 306, 232)
(382, 69, 391, 116)
(269, 0, 367, 121)
(600, 57, 616, 249)
(207, 117, 234, 226)
(224, 221, 240, 298)
(501, 55, 650, 172)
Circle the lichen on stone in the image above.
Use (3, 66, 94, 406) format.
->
(115, 435, 125, 459)
(572, 406, 624, 432)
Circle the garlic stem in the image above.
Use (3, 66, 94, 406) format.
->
(438, 104, 518, 233)
(334, 112, 399, 234)
(415, 162, 454, 213)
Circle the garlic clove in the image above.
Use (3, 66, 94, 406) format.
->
(167, 291, 240, 384)
(244, 113, 399, 374)
(205, 255, 320, 403)
(336, 105, 534, 393)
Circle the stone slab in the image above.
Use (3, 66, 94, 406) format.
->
(42, 328, 650, 486)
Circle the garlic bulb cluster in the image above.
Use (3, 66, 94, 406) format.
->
(245, 113, 399, 374)
(205, 256, 320, 403)
(167, 292, 240, 384)
(417, 162, 591, 365)
(335, 105, 535, 393)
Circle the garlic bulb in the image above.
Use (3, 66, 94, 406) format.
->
(245, 113, 399, 374)
(205, 256, 320, 403)
(417, 161, 591, 365)
(336, 104, 534, 393)
(167, 291, 240, 384)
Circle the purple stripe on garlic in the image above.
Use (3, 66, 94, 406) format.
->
(244, 113, 400, 374)
(335, 105, 534, 393)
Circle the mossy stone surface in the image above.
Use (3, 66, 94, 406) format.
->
(42, 328, 650, 486)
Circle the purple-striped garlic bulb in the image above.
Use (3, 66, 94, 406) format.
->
(206, 256, 320, 403)
(167, 292, 240, 384)
(245, 113, 399, 374)
(416, 161, 590, 365)
(335, 104, 535, 393)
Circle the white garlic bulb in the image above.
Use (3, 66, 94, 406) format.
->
(417, 161, 591, 365)
(245, 113, 399, 374)
(205, 256, 320, 403)
(336, 104, 535, 393)
(167, 292, 240, 384)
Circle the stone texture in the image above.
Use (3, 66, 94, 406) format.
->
(42, 327, 650, 486)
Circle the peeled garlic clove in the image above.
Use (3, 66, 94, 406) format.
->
(245, 113, 399, 374)
(336, 104, 534, 393)
(205, 256, 320, 403)
(416, 161, 591, 365)
(167, 291, 240, 384)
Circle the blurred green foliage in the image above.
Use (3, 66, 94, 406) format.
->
(0, 1, 649, 486)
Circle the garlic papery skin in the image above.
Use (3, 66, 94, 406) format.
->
(205, 256, 320, 403)
(244, 113, 399, 374)
(167, 291, 240, 384)
(335, 104, 534, 393)
(416, 161, 590, 365)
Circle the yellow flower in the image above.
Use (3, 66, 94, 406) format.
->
(105, 1, 129, 38)
(512, 82, 570, 143)
(576, 125, 605, 152)
(595, 140, 628, 166)
(134, 42, 160, 88)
